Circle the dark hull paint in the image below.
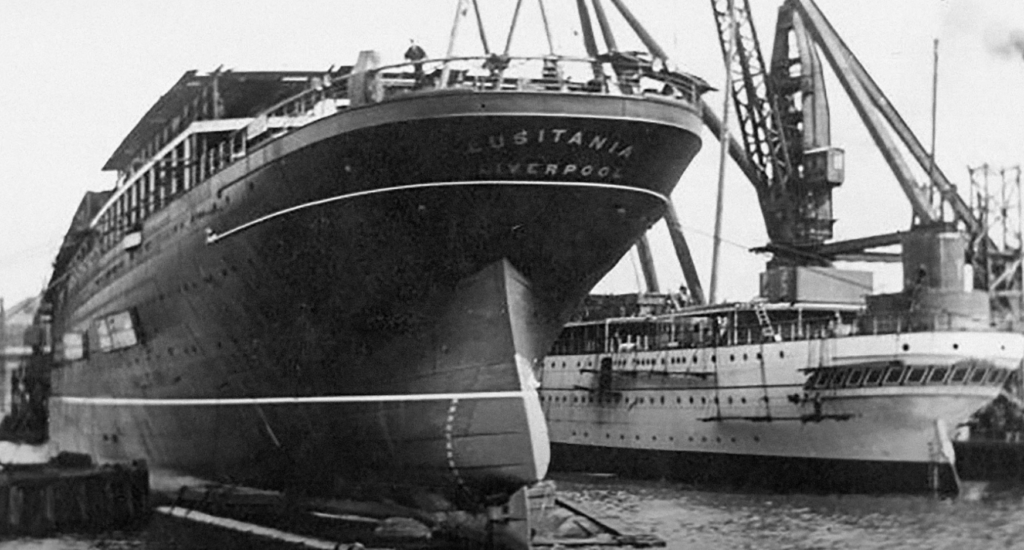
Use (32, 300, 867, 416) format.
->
(551, 442, 959, 496)
(49, 91, 703, 507)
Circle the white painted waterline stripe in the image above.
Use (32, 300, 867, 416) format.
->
(156, 506, 352, 550)
(54, 390, 530, 407)
(206, 179, 669, 244)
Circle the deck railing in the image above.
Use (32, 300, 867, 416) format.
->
(552, 309, 996, 356)
(235, 54, 705, 156)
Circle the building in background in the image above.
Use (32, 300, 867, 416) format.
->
(1, 296, 43, 416)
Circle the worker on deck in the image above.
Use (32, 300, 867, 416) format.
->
(404, 40, 427, 83)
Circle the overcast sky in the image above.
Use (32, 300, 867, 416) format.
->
(1, 0, 1022, 306)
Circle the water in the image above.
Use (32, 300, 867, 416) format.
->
(5, 476, 1024, 549)
(553, 474, 1024, 549)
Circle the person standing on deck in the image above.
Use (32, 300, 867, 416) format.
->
(404, 40, 427, 84)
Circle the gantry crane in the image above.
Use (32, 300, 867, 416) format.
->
(708, 0, 1001, 269)
(708, 0, 842, 260)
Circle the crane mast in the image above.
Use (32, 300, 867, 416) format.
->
(710, 0, 843, 257)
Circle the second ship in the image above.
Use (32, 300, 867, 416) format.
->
(541, 229, 1024, 494)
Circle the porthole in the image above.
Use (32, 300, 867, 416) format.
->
(902, 343, 910, 352)
(779, 351, 785, 358)
(953, 343, 959, 350)
(689, 397, 694, 404)
(730, 354, 735, 361)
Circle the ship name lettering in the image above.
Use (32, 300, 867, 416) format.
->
(464, 128, 634, 159)
(479, 162, 623, 180)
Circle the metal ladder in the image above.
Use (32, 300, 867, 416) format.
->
(753, 302, 780, 342)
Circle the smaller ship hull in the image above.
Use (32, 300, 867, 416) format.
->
(543, 328, 1022, 495)
(550, 444, 959, 495)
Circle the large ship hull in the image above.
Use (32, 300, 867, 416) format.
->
(48, 90, 702, 507)
(542, 330, 1023, 494)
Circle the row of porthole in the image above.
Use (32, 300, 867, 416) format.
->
(569, 431, 761, 445)
(547, 351, 784, 370)
(548, 337, 978, 368)
(543, 393, 757, 406)
(137, 261, 245, 309)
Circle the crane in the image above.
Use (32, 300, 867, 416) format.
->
(709, 0, 843, 262)
(708, 0, 992, 266)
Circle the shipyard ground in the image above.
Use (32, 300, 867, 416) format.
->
(0, 443, 663, 549)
